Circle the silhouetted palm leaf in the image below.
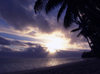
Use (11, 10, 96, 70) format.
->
(34, 0, 43, 13)
(71, 28, 80, 32)
(64, 8, 73, 28)
(45, 0, 63, 13)
(57, 1, 67, 21)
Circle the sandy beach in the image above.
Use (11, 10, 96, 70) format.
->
(3, 58, 100, 74)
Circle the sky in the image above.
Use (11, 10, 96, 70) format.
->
(0, 0, 90, 58)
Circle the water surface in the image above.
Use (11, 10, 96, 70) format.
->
(0, 57, 82, 73)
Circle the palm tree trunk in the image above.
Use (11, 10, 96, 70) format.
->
(90, 35, 100, 57)
(82, 35, 100, 58)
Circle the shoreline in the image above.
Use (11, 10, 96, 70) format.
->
(3, 58, 100, 74)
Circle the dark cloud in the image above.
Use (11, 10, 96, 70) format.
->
(0, 36, 25, 46)
(0, 36, 49, 58)
(34, 14, 53, 33)
(0, 44, 48, 58)
(11, 41, 26, 46)
(0, 0, 33, 29)
(25, 42, 37, 46)
(0, 0, 52, 33)
(24, 45, 48, 57)
(54, 50, 82, 58)
(0, 36, 11, 45)
(0, 46, 12, 52)
(0, 36, 38, 47)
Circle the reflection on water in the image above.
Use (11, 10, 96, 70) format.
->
(45, 58, 80, 67)
(46, 58, 66, 67)
(0, 58, 81, 73)
(46, 58, 61, 66)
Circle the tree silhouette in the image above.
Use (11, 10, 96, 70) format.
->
(34, 0, 100, 58)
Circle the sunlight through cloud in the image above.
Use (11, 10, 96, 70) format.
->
(35, 31, 71, 54)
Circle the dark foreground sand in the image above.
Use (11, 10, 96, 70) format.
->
(3, 58, 100, 74)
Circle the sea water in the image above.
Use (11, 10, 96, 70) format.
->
(0, 57, 81, 73)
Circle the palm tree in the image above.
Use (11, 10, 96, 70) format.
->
(34, 0, 100, 58)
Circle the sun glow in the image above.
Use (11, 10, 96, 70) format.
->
(37, 31, 71, 54)
(45, 36, 68, 54)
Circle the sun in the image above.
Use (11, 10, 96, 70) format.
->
(45, 37, 66, 53)
(42, 31, 70, 54)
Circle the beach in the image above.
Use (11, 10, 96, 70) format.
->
(4, 58, 100, 74)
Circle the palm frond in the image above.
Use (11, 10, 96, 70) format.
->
(64, 8, 73, 28)
(34, 0, 44, 13)
(77, 30, 83, 37)
(57, 1, 67, 21)
(71, 27, 80, 32)
(45, 0, 63, 13)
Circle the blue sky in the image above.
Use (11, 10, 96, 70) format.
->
(0, 0, 90, 58)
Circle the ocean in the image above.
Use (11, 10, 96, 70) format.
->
(0, 57, 82, 73)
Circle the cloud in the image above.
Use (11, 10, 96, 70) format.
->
(0, 46, 13, 52)
(0, 43, 48, 58)
(25, 42, 38, 46)
(0, 36, 49, 58)
(11, 41, 26, 46)
(24, 45, 48, 57)
(54, 50, 82, 58)
(0, 36, 39, 47)
(0, 36, 11, 45)
(0, 0, 52, 33)
(0, 36, 27, 46)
